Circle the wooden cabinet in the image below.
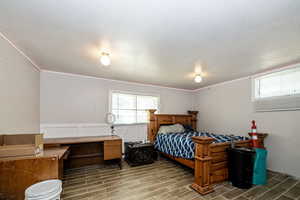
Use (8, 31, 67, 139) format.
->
(0, 147, 69, 200)
(104, 140, 122, 160)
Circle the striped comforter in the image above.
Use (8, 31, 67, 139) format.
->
(154, 131, 248, 159)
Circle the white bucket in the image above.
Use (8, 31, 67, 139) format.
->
(25, 180, 62, 200)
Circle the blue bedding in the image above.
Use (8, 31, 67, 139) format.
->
(154, 131, 249, 159)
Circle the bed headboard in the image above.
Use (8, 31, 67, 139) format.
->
(147, 110, 198, 143)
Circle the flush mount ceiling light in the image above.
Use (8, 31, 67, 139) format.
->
(194, 74, 202, 83)
(100, 52, 111, 66)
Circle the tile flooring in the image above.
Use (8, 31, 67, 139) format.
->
(62, 159, 300, 200)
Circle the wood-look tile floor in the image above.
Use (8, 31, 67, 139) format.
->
(62, 159, 300, 200)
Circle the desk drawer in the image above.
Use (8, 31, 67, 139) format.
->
(104, 140, 122, 160)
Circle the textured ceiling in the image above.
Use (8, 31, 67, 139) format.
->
(1, 0, 300, 89)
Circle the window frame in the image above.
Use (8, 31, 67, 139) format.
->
(252, 64, 300, 102)
(108, 90, 160, 125)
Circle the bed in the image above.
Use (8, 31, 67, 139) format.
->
(147, 109, 268, 195)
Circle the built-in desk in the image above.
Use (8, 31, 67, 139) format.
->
(0, 136, 122, 199)
(0, 146, 69, 200)
(44, 135, 122, 169)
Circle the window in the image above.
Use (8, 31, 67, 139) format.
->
(254, 66, 300, 99)
(110, 91, 159, 124)
(253, 65, 300, 111)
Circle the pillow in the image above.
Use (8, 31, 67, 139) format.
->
(183, 124, 194, 132)
(158, 124, 185, 134)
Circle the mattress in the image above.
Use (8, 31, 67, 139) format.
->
(154, 131, 249, 159)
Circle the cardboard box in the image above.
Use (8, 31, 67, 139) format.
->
(1, 134, 44, 151)
(0, 144, 37, 158)
(0, 134, 44, 157)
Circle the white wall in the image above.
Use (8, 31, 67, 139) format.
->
(0, 36, 40, 133)
(194, 77, 300, 178)
(40, 71, 194, 141)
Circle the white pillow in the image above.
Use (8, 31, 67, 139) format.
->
(158, 124, 185, 134)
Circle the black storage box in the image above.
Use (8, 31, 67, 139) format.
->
(228, 147, 255, 189)
(125, 142, 156, 166)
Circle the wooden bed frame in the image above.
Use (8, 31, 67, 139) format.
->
(147, 110, 268, 195)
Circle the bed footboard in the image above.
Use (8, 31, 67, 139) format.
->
(191, 136, 215, 195)
(191, 133, 268, 195)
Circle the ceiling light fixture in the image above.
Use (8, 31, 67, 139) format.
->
(194, 74, 202, 83)
(100, 52, 111, 66)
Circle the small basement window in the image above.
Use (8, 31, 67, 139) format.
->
(253, 64, 300, 112)
(110, 91, 159, 124)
